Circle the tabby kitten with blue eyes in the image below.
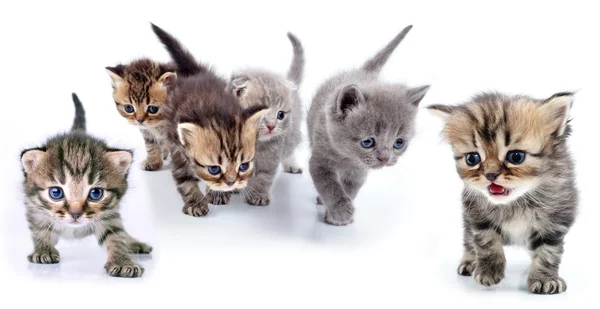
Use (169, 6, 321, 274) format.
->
(307, 25, 429, 226)
(106, 59, 177, 171)
(21, 93, 152, 278)
(428, 91, 578, 294)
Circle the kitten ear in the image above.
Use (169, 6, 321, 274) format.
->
(407, 85, 430, 107)
(336, 84, 365, 116)
(426, 104, 455, 121)
(243, 106, 270, 129)
(106, 66, 125, 88)
(540, 92, 574, 136)
(21, 149, 46, 174)
(231, 76, 250, 97)
(177, 123, 198, 146)
(105, 150, 132, 174)
(158, 71, 177, 87)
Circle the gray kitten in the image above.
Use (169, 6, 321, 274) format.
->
(307, 25, 429, 225)
(211, 33, 305, 206)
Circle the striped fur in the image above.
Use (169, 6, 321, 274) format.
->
(20, 94, 151, 278)
(428, 91, 578, 294)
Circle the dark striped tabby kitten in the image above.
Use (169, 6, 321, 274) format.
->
(428, 92, 578, 294)
(21, 94, 152, 278)
(106, 59, 177, 171)
(151, 24, 267, 217)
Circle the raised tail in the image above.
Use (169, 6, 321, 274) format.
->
(286, 32, 304, 85)
(362, 25, 413, 74)
(71, 93, 86, 132)
(150, 23, 208, 76)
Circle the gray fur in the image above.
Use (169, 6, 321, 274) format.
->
(307, 25, 429, 225)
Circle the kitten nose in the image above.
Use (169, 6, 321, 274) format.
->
(69, 211, 83, 220)
(266, 125, 275, 132)
(376, 150, 391, 163)
(485, 173, 500, 182)
(225, 180, 235, 186)
(137, 118, 144, 124)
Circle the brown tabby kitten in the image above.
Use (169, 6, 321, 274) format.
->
(428, 91, 578, 294)
(21, 93, 152, 278)
(151, 23, 268, 217)
(106, 59, 177, 171)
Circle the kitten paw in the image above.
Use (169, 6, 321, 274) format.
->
(473, 264, 505, 287)
(182, 201, 209, 217)
(28, 248, 60, 264)
(104, 261, 144, 278)
(244, 193, 271, 206)
(282, 164, 303, 174)
(528, 277, 567, 294)
(141, 159, 163, 171)
(457, 260, 475, 276)
(316, 196, 323, 205)
(162, 148, 169, 160)
(207, 190, 232, 205)
(129, 241, 153, 254)
(324, 201, 355, 226)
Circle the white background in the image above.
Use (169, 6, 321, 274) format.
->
(1, 0, 598, 308)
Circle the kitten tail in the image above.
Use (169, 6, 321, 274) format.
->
(286, 32, 304, 85)
(150, 23, 208, 77)
(70, 93, 86, 132)
(362, 25, 413, 74)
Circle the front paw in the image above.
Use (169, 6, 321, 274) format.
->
(473, 262, 505, 287)
(282, 164, 303, 174)
(528, 276, 567, 294)
(28, 248, 60, 264)
(141, 159, 163, 171)
(104, 261, 144, 278)
(244, 193, 271, 206)
(324, 200, 355, 226)
(207, 190, 232, 205)
(457, 260, 475, 276)
(129, 241, 153, 254)
(182, 200, 209, 217)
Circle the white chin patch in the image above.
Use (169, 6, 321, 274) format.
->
(476, 183, 536, 205)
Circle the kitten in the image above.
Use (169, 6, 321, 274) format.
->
(106, 59, 177, 171)
(216, 32, 305, 206)
(21, 93, 152, 278)
(151, 24, 268, 217)
(427, 92, 578, 294)
(307, 25, 430, 226)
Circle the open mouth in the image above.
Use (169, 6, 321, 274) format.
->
(488, 183, 510, 196)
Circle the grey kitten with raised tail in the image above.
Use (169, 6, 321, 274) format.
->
(212, 33, 305, 206)
(307, 25, 429, 226)
(20, 94, 152, 278)
(428, 92, 578, 294)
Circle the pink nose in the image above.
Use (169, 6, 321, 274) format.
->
(266, 125, 275, 132)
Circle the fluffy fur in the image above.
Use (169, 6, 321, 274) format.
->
(20, 93, 152, 278)
(428, 91, 578, 294)
(216, 32, 305, 206)
(307, 25, 429, 225)
(151, 23, 267, 217)
(106, 59, 177, 171)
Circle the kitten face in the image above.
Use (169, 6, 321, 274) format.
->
(106, 59, 176, 129)
(230, 74, 295, 141)
(428, 92, 574, 205)
(329, 84, 428, 169)
(177, 108, 268, 191)
(21, 135, 131, 227)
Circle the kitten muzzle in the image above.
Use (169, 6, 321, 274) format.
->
(488, 183, 510, 196)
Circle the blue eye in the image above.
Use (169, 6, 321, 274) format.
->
(208, 166, 221, 175)
(361, 138, 375, 148)
(393, 138, 405, 149)
(88, 188, 104, 201)
(239, 162, 250, 172)
(147, 106, 159, 114)
(277, 111, 285, 120)
(48, 187, 64, 200)
(506, 150, 526, 164)
(465, 153, 481, 166)
(124, 105, 135, 113)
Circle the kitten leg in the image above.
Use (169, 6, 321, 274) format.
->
(162, 143, 170, 160)
(340, 168, 368, 200)
(141, 129, 163, 171)
(170, 147, 209, 217)
(471, 227, 506, 287)
(97, 216, 144, 278)
(282, 154, 303, 174)
(206, 188, 232, 205)
(242, 158, 279, 206)
(309, 157, 354, 226)
(27, 220, 60, 264)
(126, 235, 153, 254)
(458, 216, 476, 276)
(527, 232, 567, 294)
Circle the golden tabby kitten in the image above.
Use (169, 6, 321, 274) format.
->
(106, 59, 176, 171)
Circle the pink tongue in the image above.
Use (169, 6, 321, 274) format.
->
(488, 183, 505, 194)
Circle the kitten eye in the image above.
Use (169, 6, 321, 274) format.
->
(239, 162, 250, 172)
(124, 105, 135, 113)
(207, 166, 221, 175)
(88, 188, 104, 201)
(277, 111, 285, 120)
(393, 138, 405, 149)
(506, 150, 526, 164)
(361, 138, 375, 148)
(465, 153, 481, 166)
(147, 106, 159, 114)
(48, 187, 64, 200)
